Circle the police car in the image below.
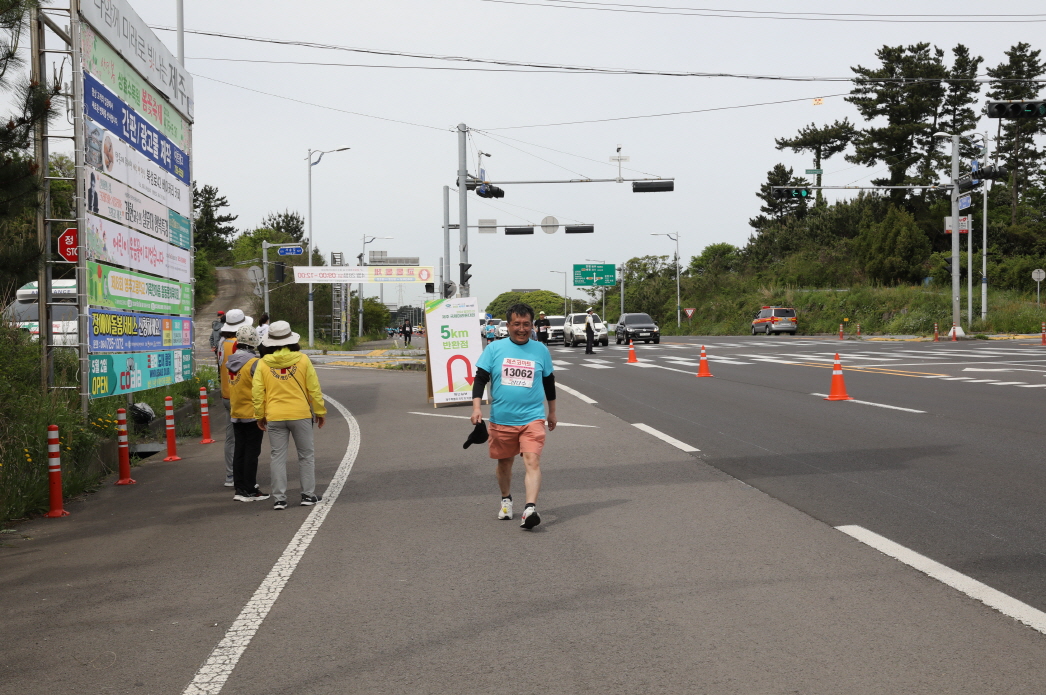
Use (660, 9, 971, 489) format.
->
(751, 306, 798, 335)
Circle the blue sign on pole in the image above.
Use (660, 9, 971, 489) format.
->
(278, 246, 304, 256)
(959, 194, 972, 211)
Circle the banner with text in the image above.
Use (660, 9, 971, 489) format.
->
(85, 212, 190, 282)
(86, 120, 191, 218)
(89, 349, 193, 399)
(425, 297, 483, 405)
(85, 169, 190, 248)
(88, 261, 193, 315)
(85, 72, 190, 185)
(293, 266, 435, 283)
(88, 309, 194, 352)
(80, 0, 194, 121)
(81, 22, 190, 151)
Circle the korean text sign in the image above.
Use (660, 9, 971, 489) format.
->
(88, 261, 193, 315)
(425, 297, 483, 405)
(293, 266, 435, 283)
(89, 349, 193, 399)
(88, 309, 193, 352)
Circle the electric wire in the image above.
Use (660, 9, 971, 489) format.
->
(474, 128, 659, 177)
(471, 130, 592, 179)
(536, 2, 1046, 19)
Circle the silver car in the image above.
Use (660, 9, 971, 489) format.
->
(563, 313, 608, 347)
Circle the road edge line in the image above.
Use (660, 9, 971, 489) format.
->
(558, 383, 597, 404)
(836, 525, 1046, 635)
(182, 394, 361, 695)
(632, 423, 700, 452)
(810, 393, 925, 413)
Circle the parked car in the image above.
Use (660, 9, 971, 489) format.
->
(615, 312, 660, 344)
(2, 279, 78, 345)
(752, 306, 798, 335)
(563, 313, 608, 347)
(495, 320, 509, 339)
(545, 315, 565, 344)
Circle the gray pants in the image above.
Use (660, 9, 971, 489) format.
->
(222, 398, 234, 480)
(268, 418, 316, 502)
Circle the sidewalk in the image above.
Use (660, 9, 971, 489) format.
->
(4, 368, 1046, 693)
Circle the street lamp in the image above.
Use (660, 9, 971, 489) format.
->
(306, 146, 350, 347)
(359, 235, 393, 337)
(586, 258, 608, 320)
(651, 233, 681, 328)
(550, 270, 568, 315)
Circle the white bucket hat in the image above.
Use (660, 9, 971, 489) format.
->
(262, 320, 300, 347)
(223, 308, 253, 330)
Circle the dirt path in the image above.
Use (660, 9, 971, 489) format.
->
(193, 266, 254, 362)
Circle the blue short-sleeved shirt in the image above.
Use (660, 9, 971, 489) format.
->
(476, 337, 554, 426)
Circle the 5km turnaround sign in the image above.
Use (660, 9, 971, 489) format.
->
(424, 297, 483, 406)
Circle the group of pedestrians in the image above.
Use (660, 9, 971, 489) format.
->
(209, 309, 326, 510)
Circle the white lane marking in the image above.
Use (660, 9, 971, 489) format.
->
(939, 377, 973, 380)
(406, 412, 597, 427)
(653, 365, 696, 375)
(551, 360, 572, 366)
(1020, 384, 1046, 388)
(557, 383, 597, 404)
(662, 360, 700, 366)
(810, 393, 925, 413)
(990, 381, 1027, 386)
(707, 357, 752, 364)
(962, 379, 1001, 383)
(585, 358, 612, 364)
(626, 362, 659, 368)
(580, 364, 614, 369)
(963, 368, 1016, 372)
(836, 525, 1046, 636)
(183, 395, 360, 695)
(632, 423, 699, 452)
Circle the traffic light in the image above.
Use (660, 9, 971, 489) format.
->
(274, 261, 285, 282)
(476, 184, 505, 199)
(504, 227, 534, 235)
(944, 256, 954, 274)
(977, 164, 1008, 181)
(986, 101, 1046, 119)
(424, 282, 434, 293)
(956, 173, 979, 193)
(459, 262, 472, 286)
(772, 188, 813, 200)
(443, 281, 457, 298)
(632, 180, 674, 192)
(565, 225, 594, 233)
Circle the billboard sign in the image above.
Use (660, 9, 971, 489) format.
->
(573, 263, 617, 286)
(85, 212, 191, 282)
(89, 349, 193, 399)
(88, 261, 193, 315)
(424, 297, 483, 405)
(84, 169, 190, 248)
(88, 309, 194, 352)
(293, 266, 435, 283)
(81, 22, 190, 151)
(80, 0, 194, 121)
(84, 72, 190, 185)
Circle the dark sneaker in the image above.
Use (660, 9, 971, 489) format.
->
(300, 494, 321, 507)
(244, 490, 269, 502)
(520, 506, 541, 529)
(273, 499, 288, 511)
(233, 492, 251, 502)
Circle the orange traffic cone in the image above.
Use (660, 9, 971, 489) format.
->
(824, 353, 853, 401)
(627, 340, 638, 363)
(951, 323, 958, 342)
(696, 345, 713, 377)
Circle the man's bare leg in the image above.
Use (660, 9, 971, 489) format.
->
(521, 452, 541, 504)
(496, 458, 514, 497)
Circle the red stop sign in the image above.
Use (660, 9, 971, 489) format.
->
(57, 228, 77, 262)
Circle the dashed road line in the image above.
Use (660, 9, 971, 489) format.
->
(632, 423, 700, 452)
(810, 393, 925, 413)
(406, 412, 597, 427)
(557, 383, 597, 404)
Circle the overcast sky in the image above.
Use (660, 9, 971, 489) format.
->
(50, 1, 1046, 311)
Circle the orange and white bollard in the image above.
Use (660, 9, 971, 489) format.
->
(824, 353, 854, 401)
(199, 387, 216, 444)
(838, 324, 844, 340)
(1041, 322, 1045, 346)
(696, 345, 714, 378)
(114, 408, 136, 485)
(163, 396, 181, 461)
(44, 425, 69, 517)
(856, 323, 861, 338)
(951, 323, 959, 342)
(934, 322, 939, 342)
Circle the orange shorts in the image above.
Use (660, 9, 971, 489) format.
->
(488, 421, 546, 459)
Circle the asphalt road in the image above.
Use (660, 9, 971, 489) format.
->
(7, 362, 1046, 693)
(554, 334, 1046, 615)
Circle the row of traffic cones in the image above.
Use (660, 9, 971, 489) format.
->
(627, 340, 853, 400)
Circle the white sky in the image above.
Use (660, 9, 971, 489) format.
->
(41, 0, 1046, 309)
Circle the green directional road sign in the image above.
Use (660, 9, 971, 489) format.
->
(573, 263, 617, 286)
(805, 169, 823, 175)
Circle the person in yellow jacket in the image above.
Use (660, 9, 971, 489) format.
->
(252, 320, 326, 510)
(218, 309, 253, 487)
(228, 325, 269, 502)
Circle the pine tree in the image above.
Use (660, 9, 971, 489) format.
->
(260, 209, 305, 242)
(775, 119, 855, 205)
(749, 164, 810, 229)
(192, 183, 238, 255)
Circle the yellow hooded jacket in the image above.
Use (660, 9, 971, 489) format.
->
(252, 348, 327, 421)
(218, 336, 237, 399)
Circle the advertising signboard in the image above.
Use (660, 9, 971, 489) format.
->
(88, 349, 193, 399)
(293, 266, 435, 283)
(84, 72, 190, 185)
(80, 0, 194, 121)
(85, 120, 191, 218)
(85, 212, 191, 282)
(88, 261, 193, 315)
(84, 169, 190, 248)
(88, 309, 194, 352)
(81, 22, 190, 151)
(425, 297, 483, 405)
(573, 263, 616, 286)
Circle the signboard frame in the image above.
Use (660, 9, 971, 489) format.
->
(424, 297, 484, 406)
(88, 348, 193, 399)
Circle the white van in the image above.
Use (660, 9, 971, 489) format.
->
(2, 279, 79, 345)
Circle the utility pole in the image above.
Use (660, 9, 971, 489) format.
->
(457, 124, 469, 297)
(443, 185, 451, 296)
(306, 149, 315, 347)
(652, 232, 681, 328)
(619, 265, 625, 318)
(982, 132, 990, 322)
(936, 133, 962, 334)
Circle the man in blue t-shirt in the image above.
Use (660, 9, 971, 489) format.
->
(471, 303, 557, 529)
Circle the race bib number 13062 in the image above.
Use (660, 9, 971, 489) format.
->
(501, 358, 536, 388)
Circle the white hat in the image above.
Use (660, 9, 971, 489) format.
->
(235, 325, 259, 348)
(222, 308, 254, 331)
(586, 307, 593, 312)
(262, 320, 300, 347)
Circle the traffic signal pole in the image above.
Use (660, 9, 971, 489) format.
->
(443, 185, 451, 298)
(457, 124, 470, 298)
(949, 134, 962, 333)
(982, 132, 990, 322)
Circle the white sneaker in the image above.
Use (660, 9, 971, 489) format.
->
(498, 497, 513, 520)
(520, 506, 541, 529)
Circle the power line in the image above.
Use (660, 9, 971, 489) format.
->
(484, 0, 1046, 23)
(473, 129, 659, 177)
(539, 2, 1046, 19)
